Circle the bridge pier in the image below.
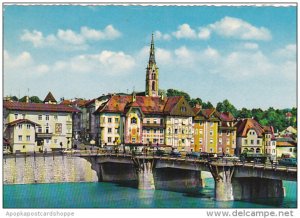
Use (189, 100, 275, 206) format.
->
(209, 165, 234, 201)
(232, 178, 285, 200)
(133, 158, 155, 190)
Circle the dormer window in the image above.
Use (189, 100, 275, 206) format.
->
(131, 117, 137, 124)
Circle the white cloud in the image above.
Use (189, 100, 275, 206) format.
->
(273, 44, 296, 60)
(4, 50, 49, 76)
(198, 27, 211, 40)
(53, 50, 135, 75)
(208, 16, 272, 41)
(172, 24, 197, 39)
(243, 42, 259, 50)
(20, 25, 121, 50)
(154, 31, 171, 41)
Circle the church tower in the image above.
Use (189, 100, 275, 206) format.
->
(145, 33, 159, 97)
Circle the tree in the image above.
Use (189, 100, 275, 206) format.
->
(216, 99, 238, 116)
(19, 96, 28, 102)
(238, 107, 252, 118)
(10, 96, 18, 101)
(202, 101, 214, 109)
(166, 89, 191, 102)
(189, 97, 202, 108)
(30, 96, 43, 103)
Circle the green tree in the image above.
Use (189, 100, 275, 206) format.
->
(216, 99, 238, 116)
(238, 107, 252, 118)
(10, 96, 18, 101)
(166, 89, 191, 102)
(30, 96, 43, 103)
(202, 101, 214, 109)
(189, 97, 203, 108)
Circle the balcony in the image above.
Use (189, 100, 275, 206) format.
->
(143, 123, 164, 128)
(36, 132, 53, 139)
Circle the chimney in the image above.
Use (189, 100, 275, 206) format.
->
(26, 96, 29, 103)
(132, 92, 136, 102)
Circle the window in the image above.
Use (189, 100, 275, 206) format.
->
(200, 130, 203, 135)
(153, 138, 157, 143)
(244, 140, 248, 145)
(219, 131, 222, 136)
(200, 121, 203, 126)
(115, 118, 119, 123)
(250, 140, 254, 145)
(174, 129, 178, 134)
(210, 138, 213, 144)
(160, 119, 163, 124)
(147, 129, 150, 134)
(18, 135, 22, 141)
(257, 140, 260, 145)
(54, 139, 58, 144)
(200, 139, 203, 144)
(226, 139, 230, 145)
(168, 128, 171, 134)
(182, 139, 185, 143)
(152, 81, 156, 91)
(38, 127, 42, 133)
(160, 129, 163, 134)
(219, 138, 222, 144)
(232, 140, 235, 145)
(46, 126, 49, 133)
(147, 119, 150, 124)
(272, 149, 275, 154)
(18, 124, 22, 129)
(226, 148, 230, 153)
(115, 128, 119, 134)
(160, 139, 163, 144)
(108, 118, 112, 123)
(15, 114, 18, 119)
(154, 129, 157, 134)
(153, 119, 157, 124)
(131, 117, 137, 124)
(108, 128, 112, 133)
(46, 115, 49, 120)
(210, 148, 213, 152)
(132, 138, 136, 143)
(210, 130, 213, 136)
(38, 115, 42, 120)
(210, 122, 214, 127)
(227, 131, 230, 136)
(181, 106, 186, 112)
(22, 114, 26, 119)
(46, 139, 49, 144)
(54, 115, 58, 120)
(290, 148, 293, 152)
(26, 124, 31, 129)
(108, 137, 112, 143)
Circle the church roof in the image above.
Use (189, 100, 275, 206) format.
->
(43, 92, 57, 103)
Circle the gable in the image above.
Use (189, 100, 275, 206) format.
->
(169, 97, 195, 117)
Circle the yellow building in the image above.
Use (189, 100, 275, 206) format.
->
(193, 108, 219, 153)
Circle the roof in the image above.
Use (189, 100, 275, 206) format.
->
(263, 126, 276, 139)
(43, 92, 57, 103)
(4, 101, 80, 113)
(95, 95, 194, 116)
(235, 118, 264, 137)
(6, 119, 41, 126)
(60, 99, 89, 107)
(217, 112, 235, 122)
(276, 140, 297, 147)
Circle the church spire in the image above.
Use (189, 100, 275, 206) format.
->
(149, 33, 156, 65)
(145, 34, 159, 97)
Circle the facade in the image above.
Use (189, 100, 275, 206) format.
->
(263, 126, 277, 159)
(3, 94, 80, 153)
(276, 136, 297, 158)
(216, 112, 236, 155)
(235, 118, 270, 155)
(193, 108, 219, 153)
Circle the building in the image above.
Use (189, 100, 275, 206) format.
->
(276, 136, 297, 158)
(235, 118, 271, 155)
(94, 35, 194, 151)
(3, 92, 80, 153)
(263, 126, 277, 159)
(216, 112, 236, 155)
(193, 108, 219, 153)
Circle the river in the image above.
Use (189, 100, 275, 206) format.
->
(3, 179, 296, 208)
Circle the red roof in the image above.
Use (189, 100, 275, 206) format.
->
(4, 101, 80, 113)
(60, 99, 89, 107)
(95, 95, 190, 116)
(235, 118, 264, 137)
(217, 112, 235, 122)
(6, 119, 41, 126)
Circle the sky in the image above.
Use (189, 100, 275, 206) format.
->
(3, 4, 297, 109)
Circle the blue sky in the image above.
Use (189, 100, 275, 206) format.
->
(3, 5, 296, 109)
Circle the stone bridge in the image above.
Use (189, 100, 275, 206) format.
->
(80, 153, 297, 201)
